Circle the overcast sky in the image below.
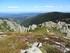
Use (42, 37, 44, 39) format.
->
(0, 0, 70, 13)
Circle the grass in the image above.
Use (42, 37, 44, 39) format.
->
(40, 44, 63, 53)
(0, 36, 7, 40)
(0, 33, 29, 53)
(0, 27, 69, 53)
(40, 47, 46, 53)
(30, 27, 64, 36)
(30, 27, 47, 35)
(49, 27, 64, 36)
(0, 47, 20, 53)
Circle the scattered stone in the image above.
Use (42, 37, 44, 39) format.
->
(20, 42, 42, 53)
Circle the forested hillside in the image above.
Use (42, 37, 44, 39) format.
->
(22, 12, 70, 27)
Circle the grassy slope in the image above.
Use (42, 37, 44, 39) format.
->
(0, 27, 68, 53)
(30, 27, 64, 36)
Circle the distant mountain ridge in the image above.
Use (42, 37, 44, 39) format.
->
(21, 12, 70, 27)
(0, 13, 39, 18)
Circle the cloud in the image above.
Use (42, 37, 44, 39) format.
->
(43, 6, 55, 8)
(8, 6, 19, 9)
(34, 5, 65, 9)
(34, 5, 55, 9)
(32, 5, 67, 12)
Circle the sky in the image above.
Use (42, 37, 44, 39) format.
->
(0, 0, 70, 13)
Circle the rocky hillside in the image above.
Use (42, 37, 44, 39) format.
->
(0, 21, 70, 53)
(0, 19, 27, 32)
(0, 12, 70, 53)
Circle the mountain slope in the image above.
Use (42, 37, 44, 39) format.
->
(22, 12, 70, 27)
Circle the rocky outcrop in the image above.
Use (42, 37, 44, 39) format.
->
(28, 24, 37, 31)
(38, 21, 70, 38)
(0, 19, 70, 38)
(41, 21, 56, 28)
(20, 42, 42, 53)
(0, 19, 27, 32)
